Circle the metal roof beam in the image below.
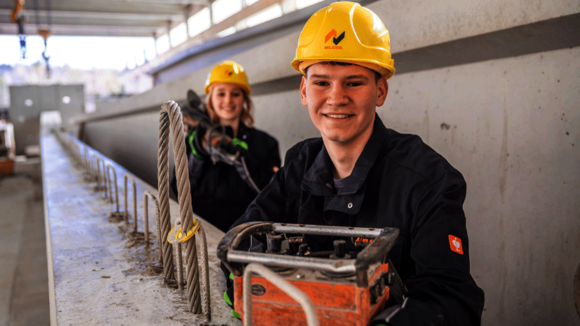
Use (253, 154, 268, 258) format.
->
(0, 0, 186, 16)
(0, 17, 171, 29)
(0, 22, 158, 37)
(0, 8, 186, 21)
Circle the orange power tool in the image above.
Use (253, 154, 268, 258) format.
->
(217, 222, 406, 326)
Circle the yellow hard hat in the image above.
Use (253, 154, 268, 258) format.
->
(290, 2, 395, 79)
(204, 60, 251, 95)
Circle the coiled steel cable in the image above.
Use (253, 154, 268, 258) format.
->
(164, 100, 200, 312)
(197, 224, 211, 320)
(157, 107, 176, 283)
(158, 100, 211, 318)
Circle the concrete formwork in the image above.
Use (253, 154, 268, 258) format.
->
(78, 0, 580, 324)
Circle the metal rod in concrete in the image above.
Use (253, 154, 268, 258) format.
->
(176, 240, 184, 290)
(96, 157, 108, 198)
(89, 154, 98, 183)
(106, 164, 119, 209)
(123, 173, 137, 228)
(83, 147, 88, 171)
(144, 191, 160, 250)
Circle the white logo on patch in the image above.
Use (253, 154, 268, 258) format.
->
(452, 238, 460, 250)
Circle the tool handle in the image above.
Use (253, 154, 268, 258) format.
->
(217, 222, 274, 275)
(354, 227, 399, 287)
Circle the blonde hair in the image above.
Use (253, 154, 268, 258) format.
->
(206, 86, 254, 127)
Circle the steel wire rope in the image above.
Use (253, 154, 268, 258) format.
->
(157, 111, 175, 282)
(158, 100, 211, 318)
(167, 100, 201, 314)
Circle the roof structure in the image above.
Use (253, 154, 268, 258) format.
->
(0, 0, 206, 37)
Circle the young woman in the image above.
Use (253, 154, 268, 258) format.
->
(178, 60, 280, 233)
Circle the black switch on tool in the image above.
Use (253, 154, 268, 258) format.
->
(298, 243, 309, 256)
(267, 234, 283, 253)
(333, 240, 346, 258)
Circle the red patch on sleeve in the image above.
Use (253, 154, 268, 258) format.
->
(448, 235, 463, 255)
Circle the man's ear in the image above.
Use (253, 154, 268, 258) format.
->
(300, 75, 308, 107)
(375, 78, 388, 107)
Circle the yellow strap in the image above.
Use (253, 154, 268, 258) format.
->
(167, 219, 200, 244)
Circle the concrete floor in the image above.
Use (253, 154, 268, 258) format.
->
(0, 160, 50, 326)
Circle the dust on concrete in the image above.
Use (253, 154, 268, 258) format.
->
(45, 134, 241, 325)
(107, 217, 164, 279)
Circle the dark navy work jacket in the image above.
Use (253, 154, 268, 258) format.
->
(232, 115, 485, 326)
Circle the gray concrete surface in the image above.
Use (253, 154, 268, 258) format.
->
(0, 165, 50, 326)
(42, 133, 240, 325)
(381, 47, 580, 325)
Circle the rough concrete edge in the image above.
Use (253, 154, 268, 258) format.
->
(40, 135, 58, 325)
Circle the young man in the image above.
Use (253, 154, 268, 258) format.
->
(229, 2, 484, 325)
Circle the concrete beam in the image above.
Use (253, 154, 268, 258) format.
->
(366, 0, 580, 52)
(251, 12, 580, 95)
(394, 13, 580, 75)
(41, 134, 237, 324)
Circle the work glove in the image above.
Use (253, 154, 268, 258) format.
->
(224, 137, 249, 157)
(188, 125, 210, 159)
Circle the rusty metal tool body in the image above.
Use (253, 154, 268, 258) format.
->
(218, 222, 403, 326)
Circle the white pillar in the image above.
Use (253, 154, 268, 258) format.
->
(153, 34, 159, 57)
(281, 0, 297, 14)
(208, 0, 214, 25)
(184, 5, 191, 39)
(167, 21, 173, 48)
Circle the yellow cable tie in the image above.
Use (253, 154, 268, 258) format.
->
(167, 219, 200, 244)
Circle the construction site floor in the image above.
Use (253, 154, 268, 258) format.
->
(0, 159, 50, 326)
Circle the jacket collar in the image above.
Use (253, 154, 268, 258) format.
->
(302, 114, 387, 197)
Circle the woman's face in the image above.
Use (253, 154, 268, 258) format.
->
(210, 82, 245, 125)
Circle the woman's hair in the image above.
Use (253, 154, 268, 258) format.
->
(206, 86, 255, 127)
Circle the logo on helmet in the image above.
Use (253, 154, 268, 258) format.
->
(324, 29, 344, 49)
(224, 70, 234, 77)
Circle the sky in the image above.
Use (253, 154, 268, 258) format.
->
(0, 35, 156, 71)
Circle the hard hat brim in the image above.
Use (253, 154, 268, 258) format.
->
(290, 58, 395, 80)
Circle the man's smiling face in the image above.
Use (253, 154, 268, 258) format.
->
(300, 63, 388, 146)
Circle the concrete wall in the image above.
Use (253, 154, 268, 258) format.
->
(80, 0, 580, 324)
(383, 47, 580, 325)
